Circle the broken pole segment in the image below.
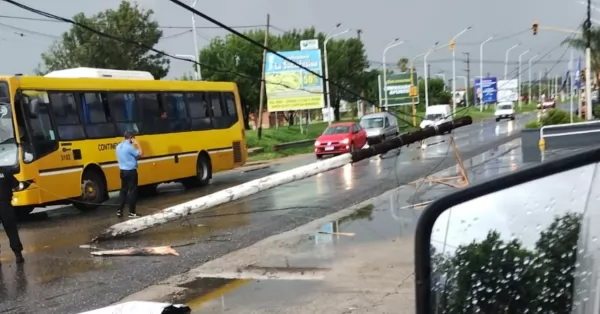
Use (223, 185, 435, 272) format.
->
(91, 116, 472, 243)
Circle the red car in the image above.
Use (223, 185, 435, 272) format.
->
(314, 122, 367, 159)
(537, 98, 556, 109)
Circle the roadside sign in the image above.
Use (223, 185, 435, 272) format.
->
(264, 49, 324, 112)
(381, 72, 420, 106)
(473, 77, 498, 104)
(300, 39, 319, 51)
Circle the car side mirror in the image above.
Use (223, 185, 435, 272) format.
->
(414, 147, 600, 314)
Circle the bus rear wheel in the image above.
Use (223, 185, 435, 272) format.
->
(182, 154, 212, 189)
(74, 169, 107, 211)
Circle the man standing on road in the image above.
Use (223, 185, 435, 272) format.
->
(0, 169, 24, 263)
(116, 131, 143, 218)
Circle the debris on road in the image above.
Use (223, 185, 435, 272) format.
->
(92, 117, 473, 242)
(90, 246, 179, 257)
(318, 231, 355, 237)
(79, 301, 190, 314)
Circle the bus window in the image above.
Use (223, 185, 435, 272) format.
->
(162, 93, 190, 132)
(48, 92, 85, 141)
(81, 92, 117, 139)
(186, 92, 211, 131)
(223, 92, 238, 119)
(21, 92, 57, 162)
(138, 93, 161, 134)
(107, 92, 140, 135)
(209, 92, 228, 129)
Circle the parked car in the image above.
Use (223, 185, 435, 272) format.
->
(314, 122, 367, 159)
(494, 102, 516, 122)
(359, 112, 398, 145)
(537, 98, 556, 109)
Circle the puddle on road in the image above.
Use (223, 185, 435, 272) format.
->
(181, 277, 322, 313)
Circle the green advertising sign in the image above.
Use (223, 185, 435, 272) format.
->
(382, 72, 419, 106)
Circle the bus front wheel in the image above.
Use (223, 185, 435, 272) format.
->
(182, 154, 212, 189)
(74, 169, 107, 211)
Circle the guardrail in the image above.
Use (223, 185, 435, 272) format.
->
(540, 120, 600, 140)
(272, 139, 316, 151)
(521, 120, 600, 162)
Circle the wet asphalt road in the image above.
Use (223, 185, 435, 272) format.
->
(0, 112, 535, 313)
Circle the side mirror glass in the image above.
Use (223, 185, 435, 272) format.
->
(415, 148, 600, 313)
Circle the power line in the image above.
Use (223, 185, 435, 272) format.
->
(0, 14, 281, 30)
(369, 59, 570, 65)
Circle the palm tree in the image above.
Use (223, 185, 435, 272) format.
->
(397, 57, 409, 72)
(563, 26, 600, 86)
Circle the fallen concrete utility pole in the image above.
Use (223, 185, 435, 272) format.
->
(92, 116, 472, 242)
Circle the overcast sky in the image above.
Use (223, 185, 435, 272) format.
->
(0, 0, 587, 86)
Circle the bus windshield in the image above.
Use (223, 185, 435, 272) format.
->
(0, 81, 18, 167)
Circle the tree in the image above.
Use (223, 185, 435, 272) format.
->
(563, 25, 600, 85)
(432, 213, 582, 313)
(397, 58, 409, 72)
(418, 78, 451, 110)
(36, 1, 169, 79)
(199, 27, 370, 126)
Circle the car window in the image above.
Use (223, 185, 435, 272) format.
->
(360, 117, 384, 129)
(498, 104, 513, 110)
(323, 125, 350, 134)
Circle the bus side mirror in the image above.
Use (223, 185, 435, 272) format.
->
(25, 98, 39, 118)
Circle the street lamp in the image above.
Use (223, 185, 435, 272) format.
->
(190, 0, 201, 80)
(479, 36, 494, 112)
(323, 24, 349, 124)
(528, 55, 538, 106)
(504, 43, 519, 79)
(456, 76, 469, 107)
(382, 38, 405, 108)
(176, 54, 198, 79)
(423, 42, 439, 108)
(518, 49, 530, 108)
(451, 26, 472, 115)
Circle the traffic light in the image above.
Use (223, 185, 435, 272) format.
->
(449, 40, 455, 52)
(581, 68, 586, 82)
(532, 21, 538, 35)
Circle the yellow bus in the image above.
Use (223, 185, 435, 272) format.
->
(0, 69, 247, 216)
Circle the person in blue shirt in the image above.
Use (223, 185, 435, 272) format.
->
(115, 131, 143, 218)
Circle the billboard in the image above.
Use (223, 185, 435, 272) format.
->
(497, 79, 519, 102)
(473, 77, 498, 104)
(382, 72, 419, 106)
(264, 49, 324, 112)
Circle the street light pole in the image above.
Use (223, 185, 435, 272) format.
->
(451, 27, 472, 115)
(504, 43, 519, 80)
(383, 38, 404, 108)
(479, 36, 493, 112)
(518, 49, 530, 108)
(323, 23, 342, 124)
(423, 42, 439, 108)
(528, 55, 538, 106)
(457, 76, 469, 107)
(190, 0, 201, 80)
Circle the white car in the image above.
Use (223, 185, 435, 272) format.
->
(495, 102, 516, 122)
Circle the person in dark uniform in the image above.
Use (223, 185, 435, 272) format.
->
(0, 169, 24, 263)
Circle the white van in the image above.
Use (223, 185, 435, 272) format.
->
(420, 105, 452, 130)
(494, 102, 515, 122)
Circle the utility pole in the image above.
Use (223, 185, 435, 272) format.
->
(357, 29, 365, 117)
(256, 14, 270, 139)
(427, 64, 431, 80)
(463, 52, 470, 105)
